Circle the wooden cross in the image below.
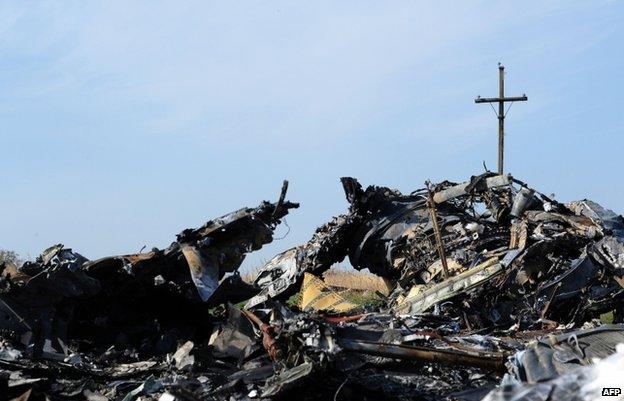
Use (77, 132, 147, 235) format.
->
(475, 64, 527, 174)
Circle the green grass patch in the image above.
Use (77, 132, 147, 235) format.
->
(287, 293, 301, 309)
(600, 311, 614, 324)
(340, 289, 384, 308)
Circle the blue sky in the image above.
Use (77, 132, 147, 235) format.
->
(1, 1, 623, 270)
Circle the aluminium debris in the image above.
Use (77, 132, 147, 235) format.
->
(1, 173, 624, 401)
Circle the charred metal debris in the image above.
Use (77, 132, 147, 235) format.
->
(2, 174, 624, 401)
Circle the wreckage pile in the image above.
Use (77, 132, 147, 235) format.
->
(2, 173, 624, 401)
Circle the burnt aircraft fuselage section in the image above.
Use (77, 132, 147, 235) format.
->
(2, 174, 624, 401)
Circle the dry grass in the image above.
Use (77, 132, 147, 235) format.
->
(241, 265, 391, 296)
(323, 268, 391, 295)
(242, 269, 259, 284)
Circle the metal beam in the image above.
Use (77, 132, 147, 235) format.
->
(475, 95, 528, 103)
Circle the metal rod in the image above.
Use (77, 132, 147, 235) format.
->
(0, 298, 31, 331)
(272, 180, 289, 218)
(340, 339, 508, 372)
(426, 188, 450, 279)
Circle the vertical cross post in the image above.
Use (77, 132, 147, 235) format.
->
(475, 64, 527, 174)
(498, 65, 504, 174)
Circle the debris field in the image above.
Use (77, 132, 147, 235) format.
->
(2, 173, 624, 401)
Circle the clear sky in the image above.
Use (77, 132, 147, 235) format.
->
(1, 1, 623, 271)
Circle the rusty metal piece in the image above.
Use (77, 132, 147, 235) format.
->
(318, 314, 365, 324)
(241, 309, 283, 361)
